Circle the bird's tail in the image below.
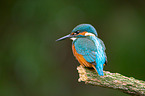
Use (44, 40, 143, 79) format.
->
(95, 64, 104, 76)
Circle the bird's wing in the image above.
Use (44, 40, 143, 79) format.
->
(74, 37, 106, 76)
(74, 38, 97, 64)
(98, 38, 107, 64)
(98, 38, 106, 50)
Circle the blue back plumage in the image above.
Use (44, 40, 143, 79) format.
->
(72, 24, 98, 36)
(73, 35, 106, 76)
(73, 38, 97, 63)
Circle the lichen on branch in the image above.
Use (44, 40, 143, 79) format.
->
(77, 65, 145, 96)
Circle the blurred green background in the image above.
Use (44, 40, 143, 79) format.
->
(1, 0, 145, 96)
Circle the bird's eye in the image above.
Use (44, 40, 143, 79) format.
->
(75, 30, 80, 34)
(72, 30, 80, 35)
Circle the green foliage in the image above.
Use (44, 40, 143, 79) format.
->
(0, 0, 145, 96)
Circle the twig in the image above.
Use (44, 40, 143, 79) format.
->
(77, 65, 145, 96)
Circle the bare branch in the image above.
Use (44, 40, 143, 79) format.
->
(77, 65, 145, 96)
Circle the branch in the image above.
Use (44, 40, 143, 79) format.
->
(77, 65, 145, 96)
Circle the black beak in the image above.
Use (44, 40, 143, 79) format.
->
(56, 34, 72, 41)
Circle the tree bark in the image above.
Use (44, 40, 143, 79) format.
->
(77, 65, 145, 96)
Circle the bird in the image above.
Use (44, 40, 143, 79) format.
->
(56, 24, 107, 76)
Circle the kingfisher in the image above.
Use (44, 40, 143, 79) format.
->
(56, 24, 107, 76)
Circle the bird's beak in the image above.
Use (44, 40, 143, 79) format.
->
(56, 34, 72, 41)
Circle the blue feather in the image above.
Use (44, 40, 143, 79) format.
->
(71, 24, 98, 36)
(73, 36, 106, 76)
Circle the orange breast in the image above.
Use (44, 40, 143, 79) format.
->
(72, 44, 93, 68)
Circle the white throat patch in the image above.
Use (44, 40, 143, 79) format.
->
(70, 38, 76, 41)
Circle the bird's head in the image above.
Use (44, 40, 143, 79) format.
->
(56, 24, 98, 41)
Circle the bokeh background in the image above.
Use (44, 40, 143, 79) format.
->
(1, 0, 145, 96)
